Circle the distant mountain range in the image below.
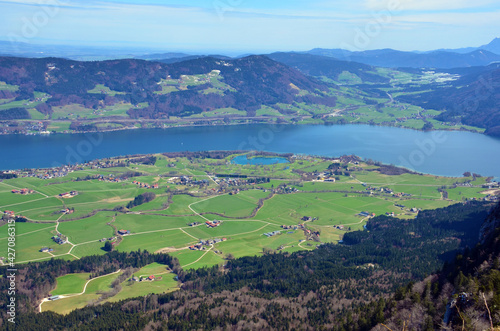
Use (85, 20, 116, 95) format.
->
(143, 38, 500, 69)
(304, 48, 500, 69)
(266, 52, 389, 83)
(1, 38, 500, 69)
(1, 47, 500, 136)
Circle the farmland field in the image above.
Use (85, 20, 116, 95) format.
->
(1, 151, 497, 273)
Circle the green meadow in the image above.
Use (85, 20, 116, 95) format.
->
(1, 152, 495, 274)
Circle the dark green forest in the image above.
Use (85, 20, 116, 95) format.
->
(1, 201, 498, 330)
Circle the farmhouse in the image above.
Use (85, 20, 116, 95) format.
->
(147, 275, 155, 281)
(205, 220, 221, 228)
(59, 191, 78, 198)
(52, 236, 67, 245)
(11, 188, 34, 195)
(264, 230, 281, 237)
(118, 229, 130, 236)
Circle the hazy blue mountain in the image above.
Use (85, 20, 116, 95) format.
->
(304, 48, 500, 68)
(267, 52, 389, 83)
(480, 37, 500, 54)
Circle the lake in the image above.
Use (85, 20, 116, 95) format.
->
(231, 155, 289, 165)
(1, 124, 499, 178)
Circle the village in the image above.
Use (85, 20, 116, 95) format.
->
(189, 237, 227, 250)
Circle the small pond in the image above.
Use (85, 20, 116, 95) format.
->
(231, 155, 289, 165)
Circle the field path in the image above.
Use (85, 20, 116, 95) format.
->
(188, 194, 223, 222)
(180, 228, 200, 240)
(0, 181, 49, 198)
(138, 271, 171, 278)
(39, 269, 122, 313)
(298, 241, 313, 251)
(181, 245, 213, 268)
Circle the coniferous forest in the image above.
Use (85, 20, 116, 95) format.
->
(1, 201, 499, 330)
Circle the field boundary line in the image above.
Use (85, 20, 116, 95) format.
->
(181, 245, 213, 268)
(0, 225, 55, 241)
(0, 181, 49, 198)
(39, 269, 122, 312)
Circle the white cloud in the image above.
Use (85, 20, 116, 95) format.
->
(394, 11, 500, 26)
(364, 0, 499, 11)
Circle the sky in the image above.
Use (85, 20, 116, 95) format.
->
(0, 0, 499, 54)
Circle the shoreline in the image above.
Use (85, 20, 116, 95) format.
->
(1, 150, 497, 182)
(0, 119, 489, 137)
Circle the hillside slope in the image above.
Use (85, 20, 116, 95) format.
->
(0, 55, 335, 120)
(396, 63, 500, 136)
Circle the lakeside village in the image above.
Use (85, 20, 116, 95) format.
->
(2, 154, 500, 257)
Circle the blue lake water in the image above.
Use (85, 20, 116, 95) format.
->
(0, 124, 499, 178)
(231, 155, 289, 165)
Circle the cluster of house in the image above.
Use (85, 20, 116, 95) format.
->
(277, 185, 299, 194)
(361, 184, 396, 195)
(171, 176, 209, 187)
(99, 236, 116, 242)
(60, 208, 74, 214)
(301, 216, 317, 222)
(97, 174, 124, 183)
(281, 223, 306, 231)
(334, 225, 345, 230)
(315, 173, 337, 182)
(189, 238, 227, 250)
(40, 247, 54, 253)
(385, 212, 395, 217)
(25, 165, 80, 180)
(1, 121, 48, 135)
(304, 229, 320, 238)
(484, 194, 500, 202)
(52, 235, 67, 245)
(59, 191, 79, 198)
(11, 188, 34, 195)
(25, 121, 45, 132)
(130, 275, 161, 282)
(393, 192, 412, 198)
(263, 230, 281, 237)
(118, 229, 130, 236)
(358, 211, 376, 217)
(3, 211, 15, 217)
(206, 220, 222, 228)
(132, 181, 159, 189)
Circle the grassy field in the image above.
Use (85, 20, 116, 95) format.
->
(42, 271, 121, 314)
(42, 263, 179, 313)
(50, 273, 91, 296)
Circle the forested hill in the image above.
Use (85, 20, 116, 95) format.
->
(396, 63, 500, 136)
(267, 52, 390, 83)
(0, 55, 336, 120)
(369, 201, 500, 330)
(3, 201, 496, 330)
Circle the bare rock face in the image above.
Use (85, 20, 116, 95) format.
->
(480, 201, 500, 243)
